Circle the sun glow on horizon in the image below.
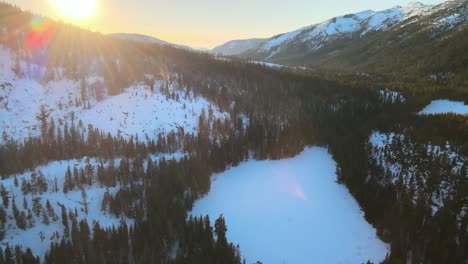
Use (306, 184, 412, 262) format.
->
(51, 0, 96, 21)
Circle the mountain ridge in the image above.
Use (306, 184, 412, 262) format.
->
(212, 0, 468, 78)
(110, 33, 193, 50)
(211, 1, 435, 56)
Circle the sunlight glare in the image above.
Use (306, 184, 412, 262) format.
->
(51, 0, 96, 21)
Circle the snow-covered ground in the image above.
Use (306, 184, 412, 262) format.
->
(191, 147, 389, 264)
(0, 45, 228, 144)
(0, 158, 126, 259)
(248, 61, 285, 69)
(0, 152, 184, 259)
(369, 131, 467, 215)
(419, 100, 468, 115)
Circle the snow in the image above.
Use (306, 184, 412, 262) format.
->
(369, 131, 466, 215)
(191, 147, 389, 264)
(434, 13, 466, 29)
(419, 100, 468, 115)
(261, 28, 306, 52)
(379, 89, 405, 103)
(257, 2, 433, 57)
(78, 84, 228, 140)
(0, 158, 128, 259)
(0, 45, 229, 144)
(0, 152, 185, 259)
(211, 39, 266, 56)
(248, 61, 285, 69)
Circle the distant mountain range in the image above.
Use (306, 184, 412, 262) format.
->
(212, 0, 468, 75)
(110, 33, 194, 50)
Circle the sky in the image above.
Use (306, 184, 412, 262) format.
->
(9, 0, 447, 49)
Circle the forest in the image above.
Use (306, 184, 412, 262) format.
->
(0, 2, 467, 263)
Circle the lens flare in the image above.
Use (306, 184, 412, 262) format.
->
(275, 168, 308, 202)
(27, 16, 56, 50)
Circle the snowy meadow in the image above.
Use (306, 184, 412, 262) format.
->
(191, 147, 389, 264)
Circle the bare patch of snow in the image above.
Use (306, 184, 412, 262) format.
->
(419, 100, 468, 115)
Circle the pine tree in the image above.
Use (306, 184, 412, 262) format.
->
(21, 179, 31, 195)
(101, 189, 111, 214)
(17, 211, 27, 229)
(12, 197, 19, 221)
(14, 245, 23, 264)
(60, 204, 69, 238)
(32, 197, 41, 217)
(21, 248, 37, 264)
(53, 177, 59, 192)
(46, 200, 56, 219)
(42, 208, 50, 225)
(63, 165, 73, 193)
(81, 189, 88, 215)
(4, 245, 13, 264)
(0, 184, 9, 208)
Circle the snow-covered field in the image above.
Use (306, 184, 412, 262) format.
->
(419, 99, 468, 115)
(191, 147, 389, 264)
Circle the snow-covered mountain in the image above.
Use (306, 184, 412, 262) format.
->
(214, 0, 468, 69)
(212, 2, 434, 57)
(110, 33, 193, 50)
(211, 39, 266, 56)
(254, 2, 433, 59)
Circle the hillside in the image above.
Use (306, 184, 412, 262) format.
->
(211, 39, 266, 56)
(109, 33, 193, 50)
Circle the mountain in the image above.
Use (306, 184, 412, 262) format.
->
(110, 33, 193, 50)
(247, 2, 434, 59)
(211, 38, 266, 56)
(216, 1, 468, 77)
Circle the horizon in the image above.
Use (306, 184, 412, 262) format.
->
(6, 0, 448, 49)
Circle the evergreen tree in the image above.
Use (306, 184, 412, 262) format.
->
(0, 184, 9, 208)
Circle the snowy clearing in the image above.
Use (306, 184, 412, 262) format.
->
(191, 147, 389, 264)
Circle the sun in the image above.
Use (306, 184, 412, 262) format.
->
(51, 0, 97, 21)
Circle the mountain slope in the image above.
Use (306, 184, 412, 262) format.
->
(211, 38, 266, 56)
(0, 46, 228, 144)
(110, 33, 192, 50)
(217, 0, 468, 77)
